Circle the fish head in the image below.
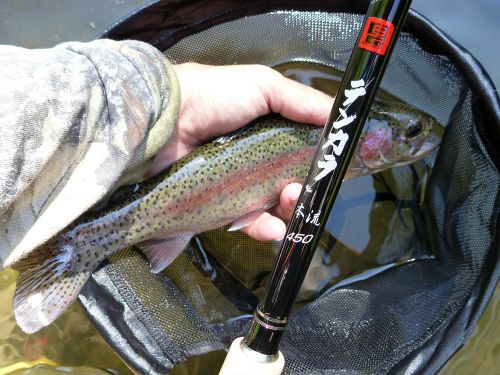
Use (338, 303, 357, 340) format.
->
(352, 104, 441, 176)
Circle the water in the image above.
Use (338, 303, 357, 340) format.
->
(0, 1, 498, 374)
(0, 269, 133, 374)
(273, 60, 438, 299)
(441, 288, 500, 374)
(0, 0, 497, 88)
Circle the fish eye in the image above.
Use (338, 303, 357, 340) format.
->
(404, 121, 423, 139)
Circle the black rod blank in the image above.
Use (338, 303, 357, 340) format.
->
(243, 0, 414, 357)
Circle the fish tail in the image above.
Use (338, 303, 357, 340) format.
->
(13, 242, 90, 334)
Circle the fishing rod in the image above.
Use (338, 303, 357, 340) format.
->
(219, 0, 413, 373)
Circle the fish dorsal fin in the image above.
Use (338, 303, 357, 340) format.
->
(214, 122, 255, 144)
(139, 234, 193, 273)
(13, 244, 91, 334)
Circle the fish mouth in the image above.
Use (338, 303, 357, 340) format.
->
(410, 128, 441, 159)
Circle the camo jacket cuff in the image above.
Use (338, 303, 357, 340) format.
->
(0, 39, 180, 268)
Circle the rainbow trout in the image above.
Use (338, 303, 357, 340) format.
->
(13, 101, 441, 333)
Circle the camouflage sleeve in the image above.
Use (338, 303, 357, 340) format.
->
(0, 39, 180, 268)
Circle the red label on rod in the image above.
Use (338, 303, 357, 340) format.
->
(358, 17, 395, 55)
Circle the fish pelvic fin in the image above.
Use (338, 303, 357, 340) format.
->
(12, 242, 91, 334)
(139, 234, 193, 273)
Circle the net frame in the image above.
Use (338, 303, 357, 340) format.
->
(79, 1, 500, 374)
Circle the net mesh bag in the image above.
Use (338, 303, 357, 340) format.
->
(79, 1, 500, 374)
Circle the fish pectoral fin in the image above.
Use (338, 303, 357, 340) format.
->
(139, 234, 193, 274)
(228, 211, 264, 232)
(13, 244, 91, 334)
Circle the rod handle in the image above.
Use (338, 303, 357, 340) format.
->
(219, 337, 285, 375)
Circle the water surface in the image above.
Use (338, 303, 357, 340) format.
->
(0, 1, 497, 373)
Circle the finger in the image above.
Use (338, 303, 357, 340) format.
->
(261, 70, 334, 126)
(271, 183, 303, 220)
(240, 212, 287, 242)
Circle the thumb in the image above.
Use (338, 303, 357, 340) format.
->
(259, 69, 334, 126)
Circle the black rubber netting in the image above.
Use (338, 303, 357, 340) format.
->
(79, 1, 500, 374)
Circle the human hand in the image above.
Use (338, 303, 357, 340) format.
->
(149, 63, 332, 241)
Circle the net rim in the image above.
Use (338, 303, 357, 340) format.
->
(99, 0, 499, 143)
